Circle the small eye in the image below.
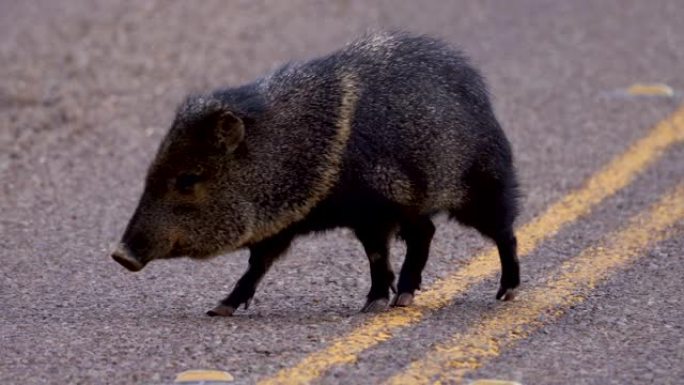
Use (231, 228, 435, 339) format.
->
(175, 174, 202, 193)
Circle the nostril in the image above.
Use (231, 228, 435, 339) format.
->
(111, 246, 144, 272)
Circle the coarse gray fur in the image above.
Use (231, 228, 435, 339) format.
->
(112, 31, 520, 315)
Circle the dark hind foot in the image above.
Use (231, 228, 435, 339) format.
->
(496, 286, 517, 301)
(495, 232, 519, 301)
(496, 261, 520, 301)
(450, 162, 520, 304)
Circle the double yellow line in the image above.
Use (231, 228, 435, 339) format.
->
(385, 183, 684, 384)
(258, 105, 684, 385)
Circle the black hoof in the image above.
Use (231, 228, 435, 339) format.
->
(361, 298, 389, 313)
(207, 304, 237, 317)
(496, 287, 517, 301)
(391, 292, 414, 307)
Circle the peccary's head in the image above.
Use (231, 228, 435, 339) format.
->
(112, 97, 255, 271)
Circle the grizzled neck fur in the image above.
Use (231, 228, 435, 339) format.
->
(178, 67, 360, 249)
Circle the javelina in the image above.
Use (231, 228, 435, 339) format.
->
(111, 32, 520, 316)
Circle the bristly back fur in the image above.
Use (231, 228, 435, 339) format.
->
(117, 31, 521, 314)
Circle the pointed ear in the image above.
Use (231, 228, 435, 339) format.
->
(216, 111, 245, 153)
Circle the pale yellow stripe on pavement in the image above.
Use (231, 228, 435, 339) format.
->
(257, 107, 684, 385)
(384, 184, 684, 385)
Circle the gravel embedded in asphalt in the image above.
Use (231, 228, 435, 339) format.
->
(1, 1, 683, 384)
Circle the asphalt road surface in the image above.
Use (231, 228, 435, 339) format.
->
(2, 1, 683, 384)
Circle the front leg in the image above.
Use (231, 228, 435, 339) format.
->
(207, 232, 293, 317)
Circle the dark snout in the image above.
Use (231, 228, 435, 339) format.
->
(111, 243, 146, 272)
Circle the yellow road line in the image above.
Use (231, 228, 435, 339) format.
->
(257, 106, 684, 385)
(384, 184, 684, 385)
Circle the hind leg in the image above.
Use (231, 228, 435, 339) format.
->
(452, 172, 520, 300)
(392, 216, 436, 307)
(494, 227, 518, 300)
(455, 214, 519, 301)
(355, 225, 395, 313)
